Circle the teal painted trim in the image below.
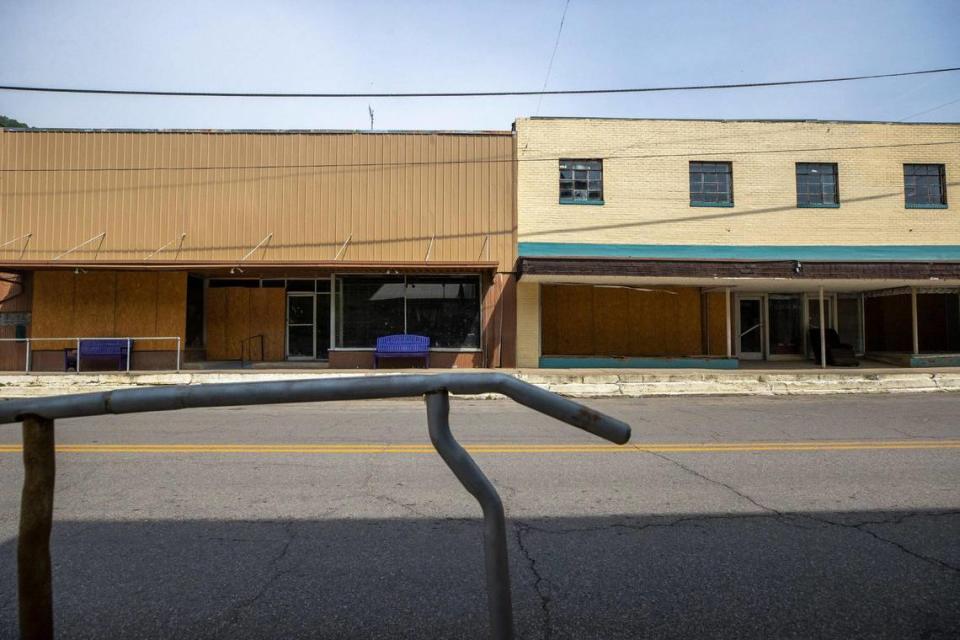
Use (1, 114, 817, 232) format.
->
(559, 198, 605, 205)
(690, 201, 734, 207)
(906, 203, 948, 209)
(539, 356, 739, 369)
(518, 242, 960, 261)
(909, 355, 960, 367)
(798, 202, 841, 209)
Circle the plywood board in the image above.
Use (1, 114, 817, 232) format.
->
(593, 287, 631, 356)
(705, 292, 729, 356)
(248, 288, 285, 361)
(155, 272, 187, 351)
(205, 288, 228, 359)
(224, 287, 250, 360)
(115, 272, 159, 349)
(73, 272, 117, 340)
(31, 271, 76, 349)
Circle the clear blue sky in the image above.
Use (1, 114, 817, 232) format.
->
(2, 0, 959, 130)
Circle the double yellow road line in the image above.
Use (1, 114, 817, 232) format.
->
(0, 440, 958, 454)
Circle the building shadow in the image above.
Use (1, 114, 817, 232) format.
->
(1, 510, 958, 639)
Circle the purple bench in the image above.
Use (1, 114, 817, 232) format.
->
(64, 339, 129, 371)
(374, 334, 430, 369)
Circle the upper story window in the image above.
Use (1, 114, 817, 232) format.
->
(689, 161, 733, 206)
(796, 163, 839, 208)
(559, 159, 603, 204)
(904, 164, 947, 208)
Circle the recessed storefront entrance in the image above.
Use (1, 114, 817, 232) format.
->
(285, 280, 331, 361)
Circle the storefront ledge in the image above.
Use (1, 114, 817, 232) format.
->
(539, 357, 739, 369)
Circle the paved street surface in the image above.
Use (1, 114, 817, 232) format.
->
(1, 392, 959, 638)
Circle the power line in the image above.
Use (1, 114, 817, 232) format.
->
(898, 95, 960, 122)
(535, 0, 571, 116)
(1, 66, 959, 99)
(1, 140, 957, 173)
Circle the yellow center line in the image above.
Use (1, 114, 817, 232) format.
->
(0, 440, 958, 454)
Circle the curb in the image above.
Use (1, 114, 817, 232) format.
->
(2, 371, 960, 399)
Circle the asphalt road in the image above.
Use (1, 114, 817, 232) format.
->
(1, 392, 959, 639)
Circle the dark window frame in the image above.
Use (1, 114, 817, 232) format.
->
(689, 161, 734, 207)
(559, 159, 604, 205)
(796, 162, 840, 208)
(334, 274, 483, 350)
(904, 164, 947, 209)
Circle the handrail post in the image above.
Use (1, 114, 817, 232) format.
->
(25, 339, 31, 373)
(176, 337, 181, 372)
(75, 338, 81, 374)
(425, 391, 514, 640)
(18, 414, 56, 640)
(126, 338, 132, 373)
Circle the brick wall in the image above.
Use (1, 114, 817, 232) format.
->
(516, 118, 959, 247)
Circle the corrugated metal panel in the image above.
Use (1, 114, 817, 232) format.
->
(0, 130, 516, 269)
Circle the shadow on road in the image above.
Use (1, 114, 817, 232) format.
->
(1, 510, 958, 639)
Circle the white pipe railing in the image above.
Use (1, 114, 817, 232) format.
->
(0, 336, 182, 373)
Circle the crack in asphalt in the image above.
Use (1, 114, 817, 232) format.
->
(641, 448, 784, 516)
(645, 448, 960, 575)
(514, 521, 552, 640)
(809, 516, 960, 574)
(211, 519, 298, 640)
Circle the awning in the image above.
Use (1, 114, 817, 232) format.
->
(518, 257, 960, 293)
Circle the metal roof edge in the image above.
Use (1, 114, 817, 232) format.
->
(517, 116, 960, 126)
(1, 128, 513, 136)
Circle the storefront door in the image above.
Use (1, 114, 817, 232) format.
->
(767, 295, 804, 358)
(286, 288, 332, 361)
(286, 293, 316, 359)
(737, 297, 764, 359)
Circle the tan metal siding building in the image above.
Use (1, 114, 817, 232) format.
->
(0, 129, 517, 370)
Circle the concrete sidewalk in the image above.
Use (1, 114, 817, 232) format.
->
(2, 367, 960, 398)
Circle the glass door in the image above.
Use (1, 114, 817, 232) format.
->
(768, 295, 804, 358)
(286, 293, 315, 359)
(738, 296, 764, 359)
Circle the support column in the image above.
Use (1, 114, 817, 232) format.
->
(18, 414, 56, 640)
(725, 288, 732, 359)
(911, 287, 919, 356)
(819, 287, 827, 369)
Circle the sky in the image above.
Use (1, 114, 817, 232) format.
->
(1, 0, 959, 131)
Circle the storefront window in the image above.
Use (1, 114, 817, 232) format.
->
(406, 276, 481, 348)
(336, 276, 405, 348)
(335, 275, 481, 349)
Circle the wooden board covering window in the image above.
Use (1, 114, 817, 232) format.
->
(30, 271, 186, 351)
(540, 284, 705, 357)
(205, 286, 285, 361)
(704, 291, 729, 356)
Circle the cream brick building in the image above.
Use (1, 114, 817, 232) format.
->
(514, 117, 960, 369)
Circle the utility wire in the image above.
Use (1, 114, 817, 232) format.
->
(898, 95, 960, 122)
(1, 66, 958, 98)
(1, 140, 957, 173)
(535, 0, 571, 116)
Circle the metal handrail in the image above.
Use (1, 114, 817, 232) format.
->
(239, 334, 265, 367)
(3, 373, 631, 640)
(0, 336, 182, 373)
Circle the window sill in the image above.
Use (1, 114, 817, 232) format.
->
(798, 203, 840, 209)
(905, 203, 948, 209)
(690, 201, 734, 208)
(559, 199, 604, 206)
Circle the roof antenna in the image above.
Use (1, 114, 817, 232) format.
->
(368, 104, 374, 130)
